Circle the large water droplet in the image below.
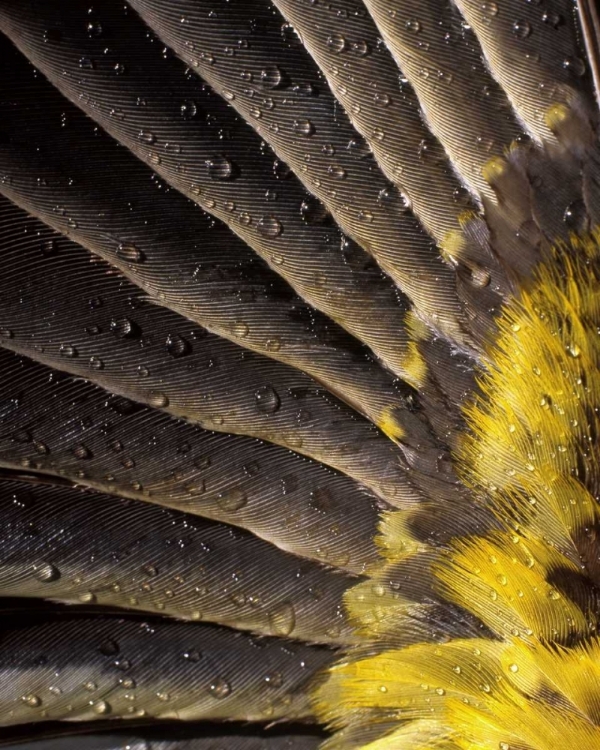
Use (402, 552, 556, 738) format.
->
(512, 19, 532, 38)
(209, 678, 231, 699)
(217, 488, 248, 512)
(269, 602, 296, 636)
(166, 333, 190, 358)
(148, 391, 169, 408)
(116, 244, 145, 263)
(293, 119, 315, 137)
(327, 33, 347, 53)
(260, 65, 284, 89)
(110, 317, 140, 339)
(206, 155, 235, 180)
(255, 386, 281, 414)
(257, 216, 283, 238)
(33, 562, 60, 583)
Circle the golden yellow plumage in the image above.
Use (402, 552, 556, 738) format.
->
(317, 229, 600, 748)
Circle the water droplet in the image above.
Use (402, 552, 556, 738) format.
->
(86, 20, 103, 37)
(73, 444, 92, 460)
(255, 386, 281, 414)
(113, 63, 126, 76)
(293, 119, 315, 137)
(99, 639, 120, 656)
(481, 2, 498, 17)
(563, 199, 587, 232)
(148, 391, 169, 408)
(512, 19, 532, 38)
(264, 671, 283, 688)
(22, 694, 41, 708)
(470, 266, 491, 287)
(84, 681, 97, 692)
(327, 33, 347, 53)
(209, 678, 231, 699)
(206, 155, 235, 180)
(231, 321, 249, 338)
(269, 602, 296, 636)
(166, 333, 190, 358)
(180, 99, 198, 119)
(138, 130, 156, 145)
(217, 488, 248, 512)
(508, 663, 519, 673)
(563, 57, 586, 78)
(358, 209, 374, 223)
(116, 244, 144, 263)
(327, 164, 347, 180)
(374, 92, 391, 108)
(110, 317, 139, 339)
(260, 65, 284, 89)
(183, 648, 202, 662)
(300, 198, 329, 225)
(34, 440, 49, 455)
(59, 344, 78, 358)
(156, 691, 170, 702)
(265, 338, 281, 352)
(78, 591, 96, 604)
(257, 216, 283, 238)
(405, 18, 422, 33)
(33, 562, 60, 583)
(93, 700, 111, 715)
(352, 39, 370, 57)
(89, 356, 104, 370)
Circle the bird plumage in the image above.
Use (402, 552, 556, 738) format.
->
(0, 0, 598, 748)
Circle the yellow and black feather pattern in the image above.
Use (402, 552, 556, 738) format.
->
(0, 0, 598, 747)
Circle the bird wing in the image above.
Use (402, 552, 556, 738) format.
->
(0, 0, 598, 748)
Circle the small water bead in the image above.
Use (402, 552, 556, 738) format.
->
(255, 385, 281, 414)
(22, 694, 42, 708)
(148, 391, 169, 408)
(138, 130, 155, 145)
(180, 99, 198, 119)
(86, 20, 103, 37)
(183, 648, 202, 662)
(206, 155, 235, 180)
(327, 33, 347, 53)
(293, 119, 315, 137)
(89, 356, 104, 370)
(264, 671, 283, 688)
(99, 639, 120, 656)
(166, 333, 190, 358)
(93, 700, 111, 715)
(260, 65, 284, 89)
(216, 488, 248, 512)
(116, 243, 144, 263)
(59, 344, 78, 358)
(508, 663, 519, 673)
(512, 19, 532, 38)
(300, 197, 329, 225)
(257, 216, 283, 238)
(269, 602, 296, 636)
(73, 444, 92, 460)
(209, 678, 231, 699)
(481, 2, 498, 17)
(405, 18, 422, 33)
(352, 40, 370, 57)
(327, 164, 347, 180)
(563, 56, 586, 76)
(33, 562, 60, 583)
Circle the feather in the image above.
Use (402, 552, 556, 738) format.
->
(0, 477, 353, 643)
(0, 348, 383, 572)
(0, 0, 598, 747)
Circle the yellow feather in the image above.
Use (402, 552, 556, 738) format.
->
(316, 230, 600, 748)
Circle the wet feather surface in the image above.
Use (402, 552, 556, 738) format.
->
(0, 0, 598, 748)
